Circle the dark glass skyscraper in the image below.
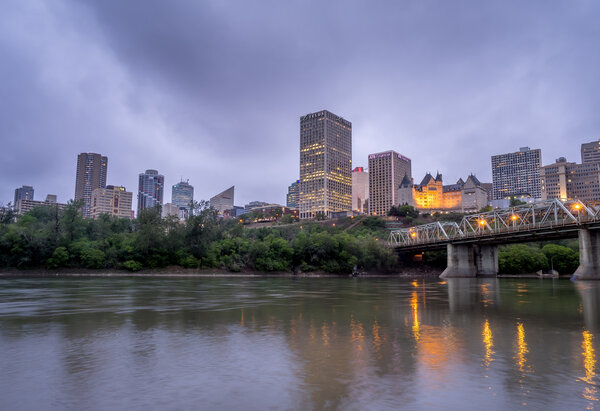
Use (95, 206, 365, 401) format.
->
(172, 180, 194, 213)
(286, 180, 299, 208)
(14, 185, 34, 207)
(137, 169, 164, 214)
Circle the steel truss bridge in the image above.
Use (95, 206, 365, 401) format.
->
(388, 199, 600, 252)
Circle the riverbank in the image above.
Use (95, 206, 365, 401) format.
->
(0, 265, 443, 278)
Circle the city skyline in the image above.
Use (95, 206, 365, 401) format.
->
(1, 1, 599, 207)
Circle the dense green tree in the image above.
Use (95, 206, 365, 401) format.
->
(509, 197, 527, 207)
(499, 244, 549, 274)
(542, 244, 579, 274)
(47, 246, 69, 269)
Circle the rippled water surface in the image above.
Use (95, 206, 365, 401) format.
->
(1, 276, 600, 410)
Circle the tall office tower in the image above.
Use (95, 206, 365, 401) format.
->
(286, 180, 300, 208)
(352, 167, 369, 213)
(582, 140, 600, 164)
(91, 185, 133, 219)
(14, 185, 34, 206)
(210, 186, 234, 215)
(74, 153, 108, 218)
(299, 110, 352, 219)
(172, 180, 194, 214)
(137, 169, 164, 214)
(368, 151, 412, 216)
(491, 147, 542, 200)
(541, 157, 600, 202)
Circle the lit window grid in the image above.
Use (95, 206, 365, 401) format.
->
(299, 111, 352, 219)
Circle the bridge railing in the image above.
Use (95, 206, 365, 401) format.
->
(388, 199, 598, 247)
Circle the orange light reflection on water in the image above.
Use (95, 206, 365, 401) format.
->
(411, 291, 420, 342)
(516, 323, 528, 373)
(582, 330, 598, 406)
(483, 319, 494, 367)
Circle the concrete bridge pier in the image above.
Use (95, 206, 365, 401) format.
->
(440, 244, 498, 278)
(572, 229, 600, 280)
(475, 245, 499, 277)
(441, 244, 477, 278)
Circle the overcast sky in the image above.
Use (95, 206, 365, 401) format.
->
(1, 0, 599, 207)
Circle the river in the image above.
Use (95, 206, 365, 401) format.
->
(0, 276, 599, 410)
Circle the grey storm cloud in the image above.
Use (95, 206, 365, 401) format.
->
(1, 0, 600, 207)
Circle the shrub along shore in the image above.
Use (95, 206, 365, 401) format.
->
(0, 201, 580, 276)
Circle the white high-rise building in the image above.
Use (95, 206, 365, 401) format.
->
(351, 167, 369, 213)
(491, 147, 541, 200)
(368, 150, 411, 216)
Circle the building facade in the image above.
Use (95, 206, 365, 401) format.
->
(172, 180, 194, 215)
(245, 201, 268, 211)
(210, 186, 234, 215)
(137, 169, 164, 214)
(91, 185, 133, 219)
(161, 203, 181, 219)
(491, 147, 541, 200)
(15, 194, 65, 215)
(75, 153, 108, 218)
(541, 157, 600, 202)
(399, 173, 488, 213)
(299, 110, 352, 219)
(286, 180, 300, 208)
(581, 140, 600, 164)
(352, 167, 369, 213)
(368, 151, 411, 216)
(14, 185, 34, 207)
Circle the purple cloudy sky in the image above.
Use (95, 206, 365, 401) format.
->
(1, 0, 599, 207)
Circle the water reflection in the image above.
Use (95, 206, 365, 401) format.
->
(516, 322, 529, 374)
(576, 283, 600, 332)
(482, 319, 494, 367)
(582, 331, 598, 406)
(411, 290, 420, 342)
(0, 277, 599, 410)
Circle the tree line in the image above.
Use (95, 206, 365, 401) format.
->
(0, 201, 398, 273)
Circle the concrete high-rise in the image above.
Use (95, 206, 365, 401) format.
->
(299, 110, 352, 219)
(541, 157, 600, 202)
(582, 140, 600, 164)
(172, 180, 194, 214)
(286, 180, 299, 208)
(491, 147, 542, 200)
(137, 169, 164, 214)
(368, 151, 411, 216)
(91, 185, 133, 219)
(75, 153, 108, 218)
(14, 185, 34, 207)
(352, 167, 369, 213)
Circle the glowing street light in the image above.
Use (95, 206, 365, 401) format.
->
(410, 232, 417, 238)
(511, 214, 518, 221)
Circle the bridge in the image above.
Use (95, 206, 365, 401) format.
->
(388, 199, 600, 280)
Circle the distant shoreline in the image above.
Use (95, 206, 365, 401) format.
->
(0, 266, 443, 279)
(0, 268, 571, 279)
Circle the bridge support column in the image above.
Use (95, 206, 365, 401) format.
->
(440, 244, 477, 278)
(475, 245, 498, 277)
(572, 229, 600, 280)
(440, 244, 498, 278)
